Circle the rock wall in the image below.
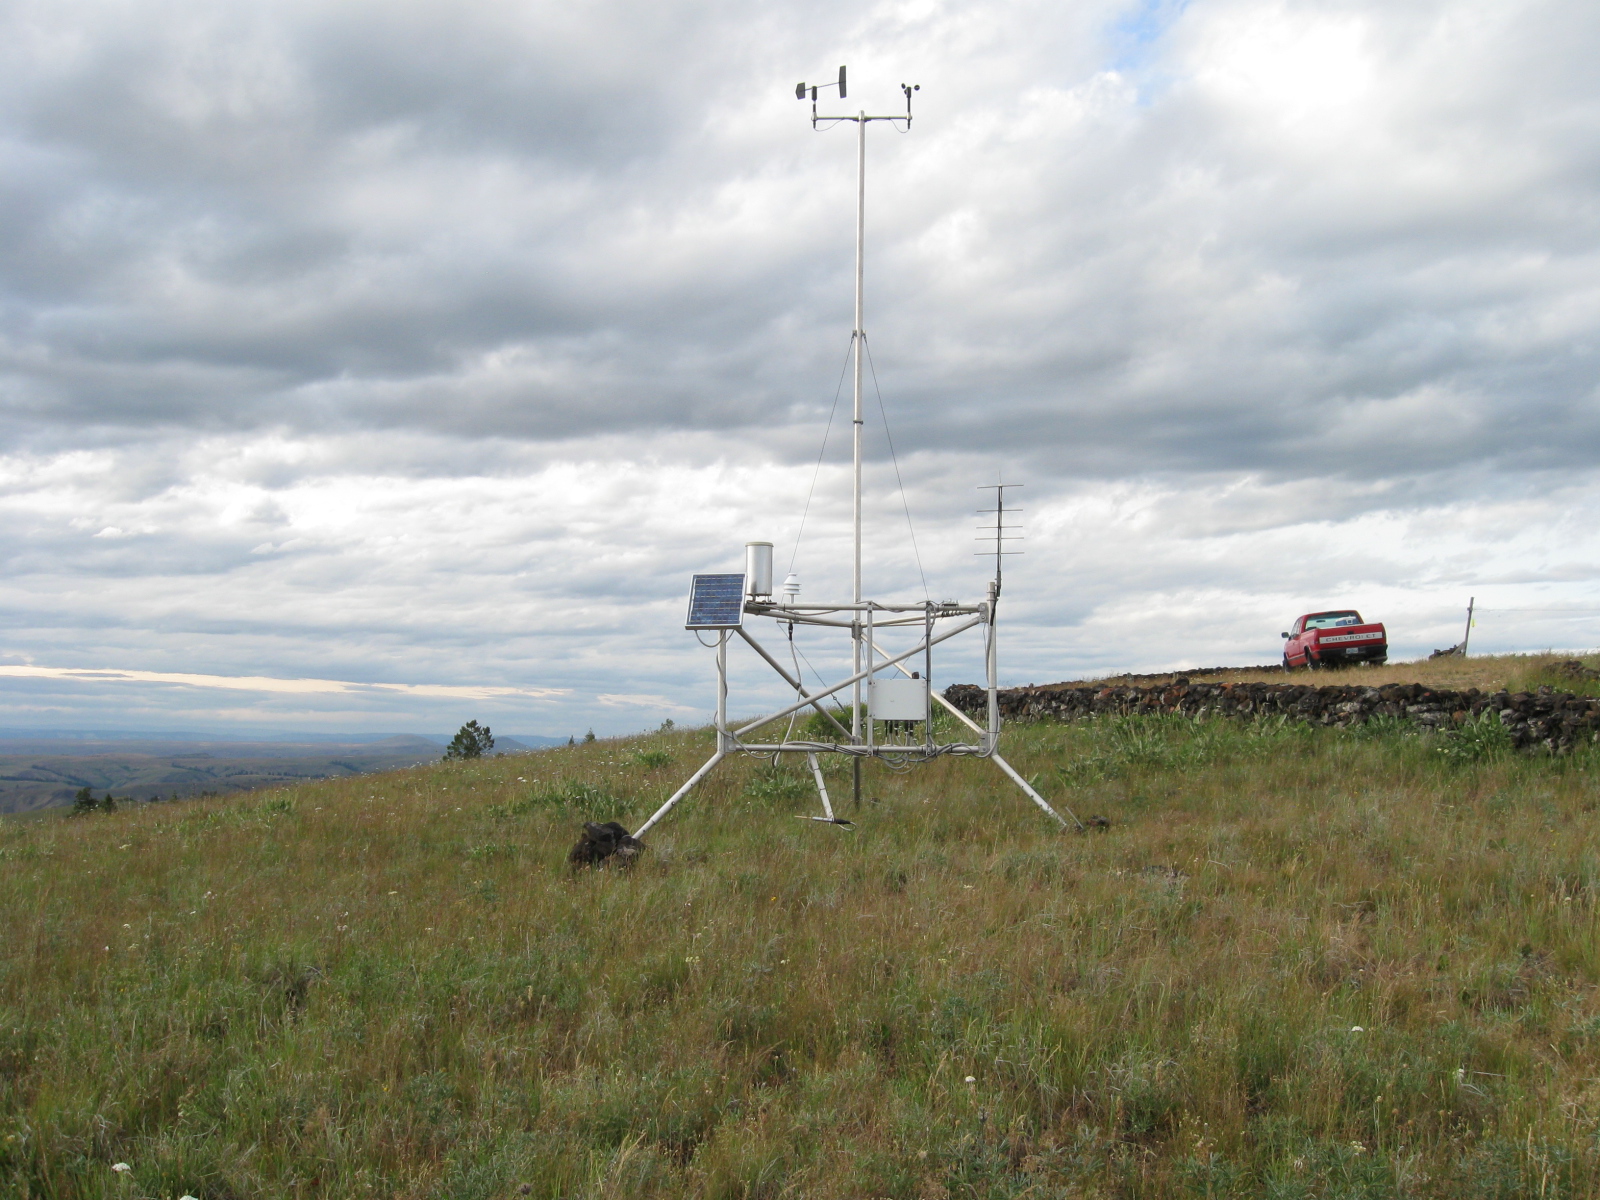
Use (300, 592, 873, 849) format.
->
(943, 678, 1600, 754)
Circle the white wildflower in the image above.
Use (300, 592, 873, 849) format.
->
(111, 1162, 131, 1173)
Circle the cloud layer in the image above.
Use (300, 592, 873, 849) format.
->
(2, 0, 1599, 734)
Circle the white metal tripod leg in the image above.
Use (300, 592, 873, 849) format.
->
(990, 751, 1083, 831)
(806, 752, 835, 820)
(635, 750, 726, 839)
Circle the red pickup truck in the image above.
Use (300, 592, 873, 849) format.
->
(1282, 610, 1388, 670)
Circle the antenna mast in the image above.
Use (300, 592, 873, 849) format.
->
(977, 482, 1024, 597)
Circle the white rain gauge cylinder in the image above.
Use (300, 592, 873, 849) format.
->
(745, 542, 774, 598)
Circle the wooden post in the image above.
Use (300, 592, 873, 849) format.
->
(1461, 597, 1475, 657)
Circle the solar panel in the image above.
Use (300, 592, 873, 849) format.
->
(686, 573, 747, 629)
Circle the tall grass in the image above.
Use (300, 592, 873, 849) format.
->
(4, 718, 1600, 1197)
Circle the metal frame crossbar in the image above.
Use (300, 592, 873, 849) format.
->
(636, 587, 1081, 836)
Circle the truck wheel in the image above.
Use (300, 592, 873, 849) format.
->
(1282, 655, 1292, 673)
(1305, 652, 1320, 671)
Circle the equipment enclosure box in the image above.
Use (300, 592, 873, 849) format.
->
(869, 677, 927, 721)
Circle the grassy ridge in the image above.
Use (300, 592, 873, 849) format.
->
(4, 710, 1600, 1197)
(1084, 651, 1600, 697)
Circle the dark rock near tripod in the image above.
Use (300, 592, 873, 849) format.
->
(568, 821, 643, 869)
(944, 678, 1600, 755)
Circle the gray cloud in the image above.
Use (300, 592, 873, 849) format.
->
(3, 0, 1600, 734)
(8, 0, 1589, 471)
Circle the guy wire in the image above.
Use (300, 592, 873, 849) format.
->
(789, 337, 856, 576)
(863, 334, 930, 600)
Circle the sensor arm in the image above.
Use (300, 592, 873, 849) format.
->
(800, 65, 915, 128)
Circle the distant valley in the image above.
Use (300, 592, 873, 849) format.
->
(0, 730, 566, 814)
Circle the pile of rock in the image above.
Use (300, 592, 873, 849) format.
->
(943, 678, 1600, 754)
(567, 821, 643, 869)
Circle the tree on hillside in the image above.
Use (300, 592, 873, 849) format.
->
(443, 720, 494, 761)
(70, 787, 97, 816)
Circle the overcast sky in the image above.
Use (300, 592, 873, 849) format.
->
(2, 0, 1599, 737)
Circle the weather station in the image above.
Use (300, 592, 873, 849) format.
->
(626, 68, 1084, 844)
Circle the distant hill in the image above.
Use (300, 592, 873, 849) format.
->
(0, 728, 570, 751)
(0, 730, 568, 814)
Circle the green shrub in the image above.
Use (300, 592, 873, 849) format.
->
(489, 779, 627, 820)
(800, 705, 861, 741)
(743, 765, 812, 805)
(1438, 710, 1514, 764)
(1344, 713, 1413, 741)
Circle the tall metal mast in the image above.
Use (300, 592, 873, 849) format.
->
(853, 110, 865, 610)
(826, 82, 913, 607)
(802, 69, 916, 799)
(852, 109, 865, 779)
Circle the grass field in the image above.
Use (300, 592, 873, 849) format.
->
(4, 656, 1600, 1198)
